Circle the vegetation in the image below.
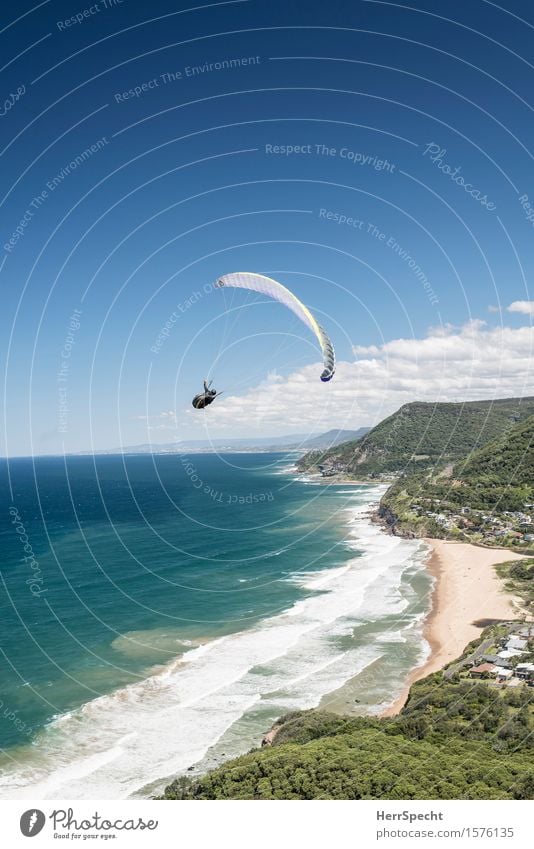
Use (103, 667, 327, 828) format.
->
(496, 559, 534, 613)
(450, 415, 534, 511)
(397, 673, 533, 751)
(161, 729, 532, 800)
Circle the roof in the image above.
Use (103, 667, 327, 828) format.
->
(506, 639, 528, 650)
(496, 668, 513, 678)
(470, 663, 496, 673)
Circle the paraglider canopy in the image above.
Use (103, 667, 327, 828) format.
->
(215, 272, 335, 382)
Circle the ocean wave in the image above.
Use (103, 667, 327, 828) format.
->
(111, 628, 203, 660)
(335, 489, 367, 494)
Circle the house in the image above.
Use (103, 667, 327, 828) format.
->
(470, 663, 497, 679)
(523, 534, 534, 542)
(506, 638, 528, 651)
(498, 649, 526, 660)
(484, 655, 512, 668)
(496, 668, 513, 681)
(435, 515, 451, 527)
(515, 663, 534, 681)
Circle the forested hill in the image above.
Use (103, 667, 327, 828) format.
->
(298, 397, 534, 478)
(455, 414, 534, 490)
(380, 414, 534, 534)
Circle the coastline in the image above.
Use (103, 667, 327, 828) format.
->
(4, 467, 529, 797)
(381, 539, 529, 717)
(0, 480, 415, 799)
(297, 473, 372, 486)
(297, 473, 389, 487)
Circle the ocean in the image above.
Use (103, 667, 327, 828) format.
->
(0, 453, 432, 799)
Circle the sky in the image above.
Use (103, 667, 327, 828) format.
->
(1, 0, 533, 455)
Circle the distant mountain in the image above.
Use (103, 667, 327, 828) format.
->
(299, 428, 369, 450)
(78, 428, 369, 456)
(298, 397, 534, 478)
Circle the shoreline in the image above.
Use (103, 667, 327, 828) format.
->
(380, 539, 530, 717)
(298, 474, 389, 487)
(0, 483, 412, 798)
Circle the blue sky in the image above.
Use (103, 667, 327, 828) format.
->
(1, 0, 533, 454)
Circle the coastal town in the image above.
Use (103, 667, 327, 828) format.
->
(318, 461, 534, 549)
(407, 502, 534, 548)
(463, 623, 534, 688)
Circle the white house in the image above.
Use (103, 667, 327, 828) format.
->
(498, 649, 526, 660)
(496, 668, 513, 681)
(506, 638, 528, 651)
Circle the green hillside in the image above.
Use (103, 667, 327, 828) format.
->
(160, 626, 534, 800)
(298, 397, 534, 479)
(381, 415, 534, 539)
(456, 414, 534, 492)
(441, 413, 534, 514)
(161, 728, 531, 800)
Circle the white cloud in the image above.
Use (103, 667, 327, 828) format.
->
(507, 300, 534, 316)
(197, 320, 534, 436)
(131, 410, 176, 421)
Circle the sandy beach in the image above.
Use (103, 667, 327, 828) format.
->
(381, 540, 529, 716)
(301, 474, 376, 486)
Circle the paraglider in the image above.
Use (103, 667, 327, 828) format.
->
(214, 272, 335, 382)
(192, 380, 220, 409)
(191, 272, 335, 411)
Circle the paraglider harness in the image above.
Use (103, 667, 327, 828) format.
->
(192, 380, 220, 409)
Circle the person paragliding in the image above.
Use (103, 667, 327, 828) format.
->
(191, 272, 335, 413)
(192, 380, 220, 409)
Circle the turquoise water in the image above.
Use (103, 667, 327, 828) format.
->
(0, 454, 431, 798)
